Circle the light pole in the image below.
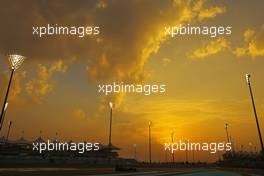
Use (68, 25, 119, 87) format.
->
(0, 103, 8, 130)
(108, 102, 113, 156)
(225, 123, 230, 143)
(55, 132, 58, 141)
(165, 147, 168, 163)
(217, 150, 221, 161)
(249, 142, 253, 153)
(21, 130, 24, 139)
(5, 120, 12, 142)
(171, 132, 175, 163)
(0, 55, 25, 131)
(148, 121, 152, 164)
(245, 74, 264, 152)
(185, 140, 188, 163)
(241, 145, 244, 151)
(229, 131, 235, 152)
(192, 150, 195, 163)
(133, 144, 137, 160)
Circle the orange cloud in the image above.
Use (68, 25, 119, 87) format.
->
(188, 38, 229, 59)
(0, 69, 26, 102)
(191, 0, 226, 21)
(198, 6, 226, 21)
(25, 60, 67, 102)
(9, 71, 27, 100)
(72, 108, 88, 119)
(234, 26, 264, 58)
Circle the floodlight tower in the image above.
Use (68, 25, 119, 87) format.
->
(5, 120, 12, 142)
(133, 144, 137, 160)
(245, 74, 264, 152)
(165, 147, 168, 163)
(249, 142, 253, 153)
(185, 140, 188, 163)
(171, 132, 175, 163)
(225, 123, 230, 143)
(148, 121, 152, 164)
(0, 55, 25, 130)
(108, 102, 113, 154)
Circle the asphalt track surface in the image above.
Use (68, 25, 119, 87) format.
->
(0, 168, 262, 176)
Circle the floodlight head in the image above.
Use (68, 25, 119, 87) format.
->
(245, 74, 251, 84)
(133, 144, 137, 147)
(225, 123, 228, 128)
(109, 102, 113, 109)
(8, 54, 25, 71)
(149, 121, 152, 126)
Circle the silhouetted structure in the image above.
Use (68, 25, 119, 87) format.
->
(220, 151, 264, 168)
(0, 136, 120, 165)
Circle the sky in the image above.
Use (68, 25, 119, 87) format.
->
(0, 0, 264, 162)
